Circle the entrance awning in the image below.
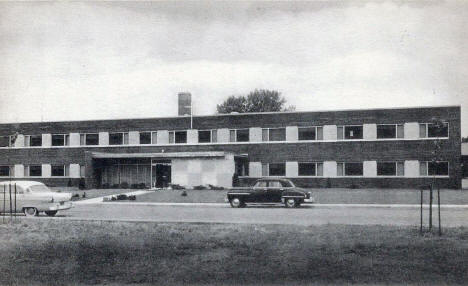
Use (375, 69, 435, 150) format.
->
(91, 151, 230, 159)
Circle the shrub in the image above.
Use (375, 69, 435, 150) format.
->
(193, 185, 208, 190)
(120, 182, 129, 189)
(208, 184, 225, 190)
(131, 184, 139, 189)
(111, 184, 119, 189)
(170, 183, 185, 190)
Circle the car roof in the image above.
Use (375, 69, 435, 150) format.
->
(0, 180, 46, 189)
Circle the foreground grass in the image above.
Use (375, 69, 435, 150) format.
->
(0, 220, 467, 285)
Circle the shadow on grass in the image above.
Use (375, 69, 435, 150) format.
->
(0, 221, 467, 285)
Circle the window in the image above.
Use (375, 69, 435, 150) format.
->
(337, 162, 363, 176)
(262, 128, 286, 142)
(337, 126, 363, 140)
(377, 124, 404, 139)
(298, 162, 323, 176)
(80, 133, 99, 145)
(377, 162, 404, 176)
(0, 136, 11, 147)
(109, 132, 129, 145)
(235, 159, 249, 176)
(419, 123, 449, 138)
(199, 130, 216, 143)
(52, 134, 70, 146)
(420, 161, 449, 176)
(269, 163, 286, 176)
(24, 135, 42, 147)
(25, 165, 42, 177)
(256, 181, 268, 188)
(0, 166, 13, 177)
(139, 131, 157, 145)
(230, 129, 249, 142)
(169, 131, 187, 144)
(298, 127, 323, 141)
(52, 165, 69, 177)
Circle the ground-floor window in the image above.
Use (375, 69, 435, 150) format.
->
(377, 162, 404, 176)
(420, 161, 449, 176)
(298, 162, 323, 176)
(25, 165, 42, 177)
(0, 165, 13, 177)
(337, 162, 363, 176)
(261, 163, 285, 176)
(52, 165, 69, 177)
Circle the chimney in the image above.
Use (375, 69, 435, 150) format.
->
(178, 92, 191, 116)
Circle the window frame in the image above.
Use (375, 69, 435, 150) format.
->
(24, 135, 42, 147)
(51, 164, 70, 177)
(261, 127, 286, 142)
(419, 122, 449, 139)
(377, 161, 405, 176)
(337, 125, 364, 140)
(0, 136, 13, 147)
(298, 162, 324, 176)
(169, 130, 188, 144)
(139, 131, 157, 145)
(419, 161, 449, 177)
(0, 165, 13, 177)
(337, 162, 364, 176)
(298, 126, 323, 141)
(109, 132, 129, 145)
(198, 130, 216, 143)
(80, 133, 99, 146)
(25, 165, 42, 177)
(51, 134, 70, 147)
(267, 162, 286, 177)
(376, 124, 404, 139)
(229, 129, 250, 143)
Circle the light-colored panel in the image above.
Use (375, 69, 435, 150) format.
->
(363, 124, 377, 140)
(216, 173, 233, 188)
(69, 133, 80, 146)
(249, 162, 262, 177)
(14, 135, 24, 147)
(323, 125, 337, 141)
(201, 159, 215, 172)
(201, 171, 217, 186)
(42, 164, 51, 178)
(462, 142, 468, 156)
(98, 132, 109, 145)
(187, 129, 198, 144)
(42, 134, 51, 147)
(323, 161, 337, 177)
(187, 173, 202, 187)
(69, 164, 80, 178)
(157, 130, 169, 145)
(14, 164, 24, 178)
(363, 161, 377, 177)
(405, 160, 419, 177)
(404, 122, 419, 140)
(188, 160, 202, 173)
(286, 126, 298, 141)
(286, 161, 298, 177)
(128, 131, 139, 145)
(462, 179, 468, 189)
(217, 128, 229, 143)
(249, 128, 262, 142)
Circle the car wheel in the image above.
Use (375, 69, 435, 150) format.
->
(23, 207, 38, 217)
(45, 211, 58, 217)
(284, 198, 297, 208)
(230, 197, 244, 208)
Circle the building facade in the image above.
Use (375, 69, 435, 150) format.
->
(0, 105, 462, 189)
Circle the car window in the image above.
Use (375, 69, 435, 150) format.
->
(255, 181, 267, 188)
(269, 181, 282, 188)
(281, 181, 293, 188)
(29, 185, 51, 193)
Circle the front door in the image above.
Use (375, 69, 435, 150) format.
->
(151, 160, 171, 188)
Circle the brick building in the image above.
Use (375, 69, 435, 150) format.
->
(0, 104, 462, 189)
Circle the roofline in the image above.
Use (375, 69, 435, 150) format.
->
(0, 104, 460, 125)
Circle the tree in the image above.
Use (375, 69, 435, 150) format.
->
(217, 89, 295, 114)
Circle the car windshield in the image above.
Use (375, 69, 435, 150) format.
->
(29, 184, 52, 193)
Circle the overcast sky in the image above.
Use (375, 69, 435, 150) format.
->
(0, 1, 467, 135)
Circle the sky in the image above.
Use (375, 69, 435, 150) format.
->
(0, 1, 467, 136)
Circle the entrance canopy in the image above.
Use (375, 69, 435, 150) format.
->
(91, 151, 229, 159)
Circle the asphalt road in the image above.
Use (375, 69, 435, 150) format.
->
(47, 203, 468, 227)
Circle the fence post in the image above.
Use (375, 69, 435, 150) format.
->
(9, 183, 12, 222)
(2, 185, 5, 224)
(14, 183, 17, 221)
(429, 184, 433, 231)
(420, 188, 423, 235)
(438, 187, 442, 236)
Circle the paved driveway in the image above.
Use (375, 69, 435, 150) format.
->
(50, 203, 468, 227)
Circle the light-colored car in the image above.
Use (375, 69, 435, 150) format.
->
(0, 181, 73, 217)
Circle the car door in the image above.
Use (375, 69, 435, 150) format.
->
(265, 181, 283, 203)
(252, 180, 268, 202)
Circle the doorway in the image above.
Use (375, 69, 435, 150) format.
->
(151, 160, 171, 188)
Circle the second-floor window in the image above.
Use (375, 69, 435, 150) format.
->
(169, 131, 187, 144)
(262, 128, 286, 142)
(25, 165, 42, 177)
(109, 132, 129, 145)
(0, 166, 13, 177)
(298, 126, 323, 140)
(377, 124, 404, 139)
(337, 125, 363, 140)
(0, 136, 12, 147)
(140, 131, 157, 144)
(377, 162, 405, 176)
(419, 123, 449, 138)
(199, 130, 217, 143)
(337, 162, 363, 176)
(420, 161, 449, 176)
(80, 133, 99, 146)
(52, 134, 70, 146)
(230, 129, 249, 142)
(24, 135, 42, 147)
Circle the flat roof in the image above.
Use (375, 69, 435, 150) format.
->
(92, 151, 230, 159)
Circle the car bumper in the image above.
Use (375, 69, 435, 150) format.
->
(48, 201, 73, 211)
(303, 198, 315, 203)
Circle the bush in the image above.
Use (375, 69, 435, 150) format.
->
(120, 182, 129, 189)
(131, 184, 139, 189)
(101, 183, 110, 189)
(208, 184, 224, 190)
(169, 183, 185, 190)
(111, 184, 119, 189)
(193, 185, 208, 190)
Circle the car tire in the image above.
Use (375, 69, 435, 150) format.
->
(23, 207, 38, 217)
(45, 211, 58, 217)
(230, 197, 244, 208)
(284, 198, 297, 208)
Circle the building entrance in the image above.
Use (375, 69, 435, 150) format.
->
(152, 160, 171, 188)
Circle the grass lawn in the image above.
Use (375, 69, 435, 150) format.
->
(0, 220, 467, 285)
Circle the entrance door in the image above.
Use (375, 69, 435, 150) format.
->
(151, 160, 171, 188)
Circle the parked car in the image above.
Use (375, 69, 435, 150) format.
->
(0, 181, 73, 217)
(226, 178, 314, 208)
